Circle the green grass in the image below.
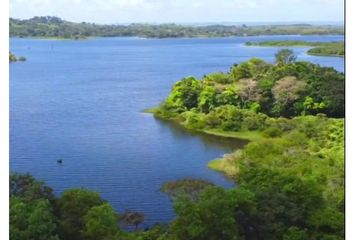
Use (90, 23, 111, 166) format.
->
(207, 151, 241, 178)
(203, 129, 264, 141)
(142, 107, 159, 113)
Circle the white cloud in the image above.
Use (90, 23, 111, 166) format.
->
(9, 0, 344, 23)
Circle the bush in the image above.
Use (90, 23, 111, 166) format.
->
(262, 127, 283, 138)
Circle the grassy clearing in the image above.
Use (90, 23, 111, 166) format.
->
(203, 129, 264, 141)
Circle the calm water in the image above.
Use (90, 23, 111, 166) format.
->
(10, 35, 344, 226)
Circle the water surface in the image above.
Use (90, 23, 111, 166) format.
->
(10, 35, 344, 226)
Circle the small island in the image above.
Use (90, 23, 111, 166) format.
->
(9, 51, 26, 62)
(245, 40, 344, 57)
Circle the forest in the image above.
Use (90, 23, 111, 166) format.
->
(245, 41, 344, 57)
(9, 16, 344, 39)
(10, 49, 344, 240)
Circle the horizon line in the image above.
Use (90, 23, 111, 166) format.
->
(9, 16, 344, 26)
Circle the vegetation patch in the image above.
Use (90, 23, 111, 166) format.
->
(9, 51, 26, 62)
(161, 178, 214, 200)
(246, 40, 344, 57)
(10, 16, 344, 39)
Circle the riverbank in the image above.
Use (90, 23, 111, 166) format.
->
(245, 40, 344, 57)
(146, 107, 268, 180)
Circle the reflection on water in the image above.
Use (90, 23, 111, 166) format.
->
(155, 117, 248, 151)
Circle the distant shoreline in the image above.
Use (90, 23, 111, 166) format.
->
(245, 40, 344, 57)
(10, 16, 344, 39)
(9, 34, 344, 41)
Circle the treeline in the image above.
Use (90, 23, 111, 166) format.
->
(154, 49, 344, 119)
(10, 173, 150, 240)
(246, 40, 344, 57)
(10, 16, 344, 39)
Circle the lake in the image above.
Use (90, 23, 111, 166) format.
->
(10, 35, 344, 226)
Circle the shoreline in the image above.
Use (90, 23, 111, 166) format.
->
(9, 33, 344, 41)
(145, 107, 262, 179)
(244, 40, 344, 58)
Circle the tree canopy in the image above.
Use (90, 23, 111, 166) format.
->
(10, 17, 344, 39)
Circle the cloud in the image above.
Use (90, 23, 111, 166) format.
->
(9, 0, 344, 23)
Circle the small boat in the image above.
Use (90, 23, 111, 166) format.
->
(57, 159, 63, 164)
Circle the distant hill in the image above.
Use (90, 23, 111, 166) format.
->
(9, 16, 344, 39)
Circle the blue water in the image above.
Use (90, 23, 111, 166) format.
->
(10, 35, 344, 226)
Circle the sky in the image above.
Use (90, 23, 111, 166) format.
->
(9, 0, 344, 24)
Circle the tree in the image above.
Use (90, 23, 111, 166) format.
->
(198, 86, 217, 113)
(10, 197, 59, 240)
(205, 105, 243, 131)
(172, 186, 256, 240)
(271, 76, 307, 116)
(230, 62, 252, 81)
(275, 49, 297, 66)
(58, 188, 103, 240)
(165, 77, 202, 111)
(239, 168, 325, 240)
(10, 172, 55, 203)
(83, 203, 120, 240)
(204, 72, 232, 84)
(121, 211, 145, 230)
(216, 88, 241, 107)
(236, 78, 261, 105)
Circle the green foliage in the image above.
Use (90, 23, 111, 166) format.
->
(307, 42, 344, 57)
(246, 40, 344, 57)
(262, 126, 283, 137)
(205, 105, 267, 131)
(197, 86, 217, 113)
(204, 72, 232, 84)
(155, 56, 344, 119)
(161, 178, 214, 200)
(151, 54, 344, 239)
(275, 49, 297, 65)
(240, 168, 324, 239)
(283, 227, 309, 240)
(83, 203, 120, 240)
(10, 17, 344, 39)
(165, 77, 201, 112)
(216, 88, 241, 106)
(10, 172, 56, 202)
(172, 187, 243, 240)
(230, 62, 253, 80)
(9, 52, 17, 62)
(58, 188, 104, 240)
(180, 111, 206, 129)
(9, 173, 128, 240)
(310, 208, 344, 238)
(9, 52, 26, 62)
(10, 197, 59, 240)
(136, 224, 173, 240)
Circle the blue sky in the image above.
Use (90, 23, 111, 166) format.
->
(9, 0, 344, 24)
